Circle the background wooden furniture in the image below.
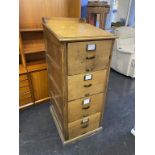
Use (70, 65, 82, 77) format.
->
(43, 17, 115, 144)
(87, 1, 110, 29)
(19, 0, 81, 109)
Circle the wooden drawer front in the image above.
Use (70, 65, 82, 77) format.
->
(68, 93, 104, 123)
(19, 74, 28, 81)
(19, 86, 30, 94)
(19, 97, 33, 106)
(68, 112, 101, 139)
(68, 70, 107, 101)
(67, 40, 112, 75)
(19, 92, 32, 100)
(19, 79, 29, 87)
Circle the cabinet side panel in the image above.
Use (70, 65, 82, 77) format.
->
(44, 27, 68, 138)
(99, 39, 115, 125)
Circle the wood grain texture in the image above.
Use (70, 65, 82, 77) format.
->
(45, 18, 115, 41)
(44, 27, 68, 138)
(19, 65, 27, 74)
(68, 93, 104, 123)
(19, 74, 28, 81)
(68, 112, 101, 139)
(43, 18, 115, 141)
(19, 79, 29, 87)
(50, 105, 102, 145)
(19, 0, 81, 108)
(19, 86, 30, 94)
(21, 31, 45, 53)
(68, 70, 107, 101)
(99, 40, 115, 125)
(67, 40, 113, 75)
(19, 0, 81, 29)
(19, 33, 27, 68)
(30, 69, 49, 102)
(68, 0, 81, 17)
(27, 60, 47, 72)
(19, 74, 33, 107)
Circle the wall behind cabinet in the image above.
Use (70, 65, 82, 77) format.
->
(19, 0, 81, 29)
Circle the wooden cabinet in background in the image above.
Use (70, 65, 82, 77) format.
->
(19, 0, 81, 109)
(19, 72, 33, 107)
(30, 70, 49, 103)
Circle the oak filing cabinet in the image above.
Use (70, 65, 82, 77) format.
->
(43, 17, 115, 144)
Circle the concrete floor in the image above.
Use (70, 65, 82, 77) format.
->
(19, 69, 135, 155)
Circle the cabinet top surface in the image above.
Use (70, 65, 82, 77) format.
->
(43, 18, 115, 41)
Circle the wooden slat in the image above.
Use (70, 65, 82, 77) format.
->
(19, 65, 27, 74)
(19, 86, 30, 94)
(19, 74, 28, 81)
(27, 60, 47, 72)
(19, 92, 31, 100)
(19, 80, 29, 88)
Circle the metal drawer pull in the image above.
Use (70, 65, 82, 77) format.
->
(81, 118, 89, 128)
(84, 84, 92, 87)
(83, 114, 89, 117)
(82, 103, 90, 109)
(85, 93, 90, 97)
(86, 68, 93, 72)
(82, 105, 90, 109)
(86, 56, 95, 60)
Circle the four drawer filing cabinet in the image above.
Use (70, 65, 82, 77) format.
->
(43, 17, 115, 144)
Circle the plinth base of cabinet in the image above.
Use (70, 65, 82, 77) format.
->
(50, 105, 103, 145)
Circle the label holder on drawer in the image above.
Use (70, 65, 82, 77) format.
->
(87, 44, 96, 51)
(82, 98, 91, 109)
(84, 74, 93, 81)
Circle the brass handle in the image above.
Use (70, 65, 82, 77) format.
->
(81, 118, 89, 128)
(85, 68, 93, 72)
(83, 114, 89, 117)
(86, 56, 96, 60)
(85, 93, 90, 97)
(82, 105, 90, 109)
(84, 84, 92, 87)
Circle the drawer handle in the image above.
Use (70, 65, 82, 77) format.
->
(82, 105, 90, 109)
(84, 84, 92, 87)
(85, 93, 90, 97)
(86, 56, 95, 60)
(83, 114, 89, 117)
(81, 118, 89, 128)
(82, 103, 90, 109)
(86, 68, 93, 72)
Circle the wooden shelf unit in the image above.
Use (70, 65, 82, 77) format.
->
(19, 31, 49, 109)
(21, 31, 45, 54)
(19, 0, 81, 109)
(27, 59, 47, 72)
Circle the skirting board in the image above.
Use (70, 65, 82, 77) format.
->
(50, 105, 103, 145)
